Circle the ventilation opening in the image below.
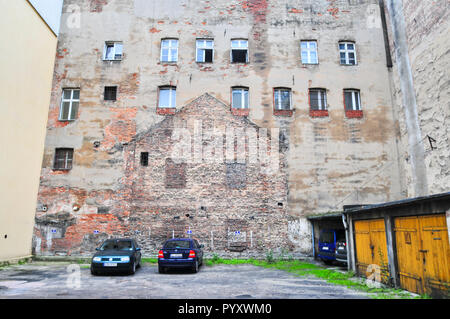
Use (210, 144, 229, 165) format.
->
(140, 152, 149, 166)
(104, 86, 117, 101)
(278, 202, 283, 207)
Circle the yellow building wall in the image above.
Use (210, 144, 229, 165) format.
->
(0, 0, 57, 262)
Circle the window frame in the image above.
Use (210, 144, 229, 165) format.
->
(196, 39, 214, 63)
(339, 41, 357, 65)
(300, 40, 319, 64)
(59, 88, 80, 121)
(344, 89, 362, 111)
(230, 39, 249, 63)
(160, 38, 179, 63)
(158, 86, 177, 108)
(309, 88, 328, 111)
(53, 148, 74, 170)
(104, 86, 118, 101)
(273, 88, 292, 111)
(103, 41, 123, 61)
(231, 87, 249, 109)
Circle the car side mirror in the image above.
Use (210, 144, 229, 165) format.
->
(136, 247, 141, 251)
(95, 248, 100, 251)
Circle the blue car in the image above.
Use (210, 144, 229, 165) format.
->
(317, 229, 345, 265)
(158, 238, 204, 273)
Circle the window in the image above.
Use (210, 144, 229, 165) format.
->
(274, 88, 292, 110)
(344, 89, 361, 110)
(231, 39, 248, 63)
(158, 86, 176, 108)
(54, 148, 74, 170)
(339, 42, 357, 65)
(104, 86, 117, 101)
(232, 87, 249, 109)
(309, 89, 327, 110)
(103, 42, 123, 61)
(196, 39, 214, 63)
(301, 41, 318, 64)
(160, 39, 178, 62)
(59, 89, 80, 121)
(140, 152, 149, 166)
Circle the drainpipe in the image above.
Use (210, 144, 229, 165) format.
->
(311, 222, 315, 259)
(342, 214, 351, 270)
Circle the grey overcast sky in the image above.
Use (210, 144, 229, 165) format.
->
(29, 0, 64, 35)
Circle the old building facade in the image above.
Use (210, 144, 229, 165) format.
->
(34, 0, 444, 257)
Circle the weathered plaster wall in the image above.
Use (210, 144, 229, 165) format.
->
(385, 0, 450, 197)
(35, 0, 401, 256)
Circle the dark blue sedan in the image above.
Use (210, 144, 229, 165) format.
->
(158, 238, 204, 273)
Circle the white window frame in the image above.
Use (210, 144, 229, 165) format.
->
(196, 39, 214, 63)
(339, 42, 357, 65)
(59, 89, 80, 121)
(230, 39, 249, 63)
(274, 88, 292, 110)
(103, 42, 123, 61)
(309, 89, 327, 110)
(344, 89, 361, 110)
(301, 41, 318, 64)
(160, 39, 179, 63)
(231, 87, 249, 109)
(158, 87, 177, 108)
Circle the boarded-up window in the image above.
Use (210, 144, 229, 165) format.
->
(165, 158, 186, 188)
(226, 163, 246, 189)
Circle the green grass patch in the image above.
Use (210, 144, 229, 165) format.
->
(203, 257, 427, 299)
(141, 258, 158, 264)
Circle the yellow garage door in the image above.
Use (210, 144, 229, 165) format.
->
(354, 219, 389, 283)
(394, 214, 450, 298)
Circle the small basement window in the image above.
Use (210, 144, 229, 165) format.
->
(196, 39, 214, 63)
(104, 86, 117, 101)
(231, 39, 248, 63)
(54, 148, 74, 170)
(140, 152, 149, 166)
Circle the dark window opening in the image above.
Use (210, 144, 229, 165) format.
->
(140, 152, 149, 166)
(54, 148, 74, 170)
(204, 49, 213, 62)
(104, 86, 117, 101)
(231, 50, 248, 63)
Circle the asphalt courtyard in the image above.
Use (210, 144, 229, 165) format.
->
(0, 261, 372, 299)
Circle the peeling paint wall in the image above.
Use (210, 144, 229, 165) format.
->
(384, 0, 450, 197)
(35, 0, 402, 256)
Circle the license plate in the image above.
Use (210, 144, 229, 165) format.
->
(338, 247, 345, 250)
(322, 247, 329, 250)
(104, 263, 117, 267)
(170, 254, 183, 258)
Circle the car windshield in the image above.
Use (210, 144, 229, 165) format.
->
(164, 240, 191, 249)
(100, 240, 133, 251)
(319, 231, 334, 244)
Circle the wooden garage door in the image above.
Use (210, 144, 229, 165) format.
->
(394, 214, 450, 298)
(354, 219, 389, 283)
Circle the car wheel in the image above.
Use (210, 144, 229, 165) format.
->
(158, 265, 165, 274)
(323, 259, 333, 265)
(192, 260, 199, 273)
(90, 267, 98, 276)
(129, 261, 136, 275)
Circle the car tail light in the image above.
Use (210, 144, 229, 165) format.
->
(188, 250, 196, 258)
(158, 250, 164, 258)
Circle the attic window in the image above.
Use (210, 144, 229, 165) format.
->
(231, 39, 248, 63)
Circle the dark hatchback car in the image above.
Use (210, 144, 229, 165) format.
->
(91, 238, 142, 275)
(158, 238, 204, 273)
